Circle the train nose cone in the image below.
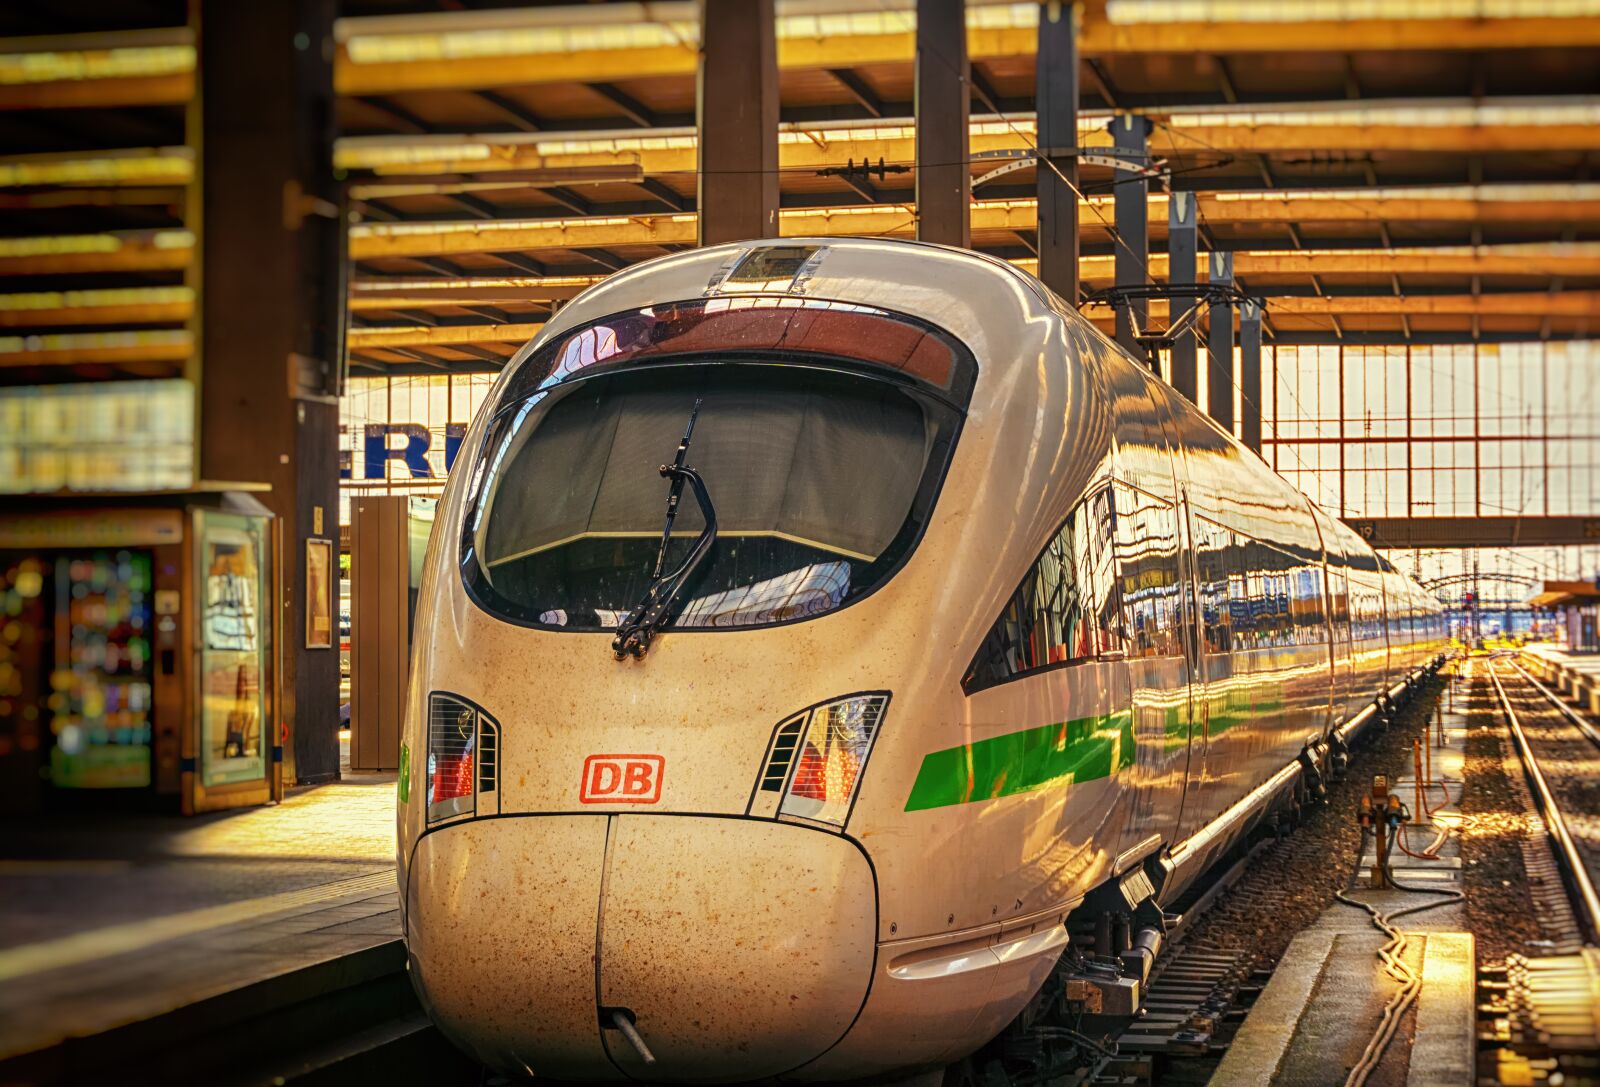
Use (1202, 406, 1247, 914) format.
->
(597, 815, 876, 1081)
(406, 815, 875, 1082)
(406, 815, 615, 1079)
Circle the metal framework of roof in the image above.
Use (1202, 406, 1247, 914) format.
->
(0, 0, 1597, 376)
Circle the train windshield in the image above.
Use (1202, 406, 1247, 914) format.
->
(461, 363, 961, 631)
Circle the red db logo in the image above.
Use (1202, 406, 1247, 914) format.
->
(580, 754, 665, 804)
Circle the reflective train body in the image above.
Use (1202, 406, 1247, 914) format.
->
(397, 238, 1447, 1082)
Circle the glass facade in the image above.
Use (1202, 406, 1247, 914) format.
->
(339, 374, 497, 527)
(337, 344, 1598, 626)
(1265, 341, 1600, 520)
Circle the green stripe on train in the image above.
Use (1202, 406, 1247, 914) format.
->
(904, 710, 1135, 812)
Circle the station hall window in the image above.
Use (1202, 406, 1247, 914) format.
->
(963, 485, 1122, 694)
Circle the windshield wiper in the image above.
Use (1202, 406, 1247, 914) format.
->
(612, 398, 719, 659)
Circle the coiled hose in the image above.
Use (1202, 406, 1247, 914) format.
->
(1336, 826, 1465, 1087)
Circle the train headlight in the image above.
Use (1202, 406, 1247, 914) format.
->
(426, 692, 500, 823)
(778, 694, 889, 826)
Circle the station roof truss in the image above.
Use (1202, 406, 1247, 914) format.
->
(2, 0, 1599, 375)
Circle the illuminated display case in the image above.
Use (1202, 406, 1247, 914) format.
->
(0, 379, 195, 495)
(0, 491, 280, 815)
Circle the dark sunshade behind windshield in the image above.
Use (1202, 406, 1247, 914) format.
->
(464, 364, 957, 631)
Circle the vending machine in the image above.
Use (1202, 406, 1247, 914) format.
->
(0, 490, 281, 815)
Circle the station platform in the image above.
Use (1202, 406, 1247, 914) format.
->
(0, 763, 420, 1085)
(1213, 703, 1476, 1086)
(1521, 644, 1600, 717)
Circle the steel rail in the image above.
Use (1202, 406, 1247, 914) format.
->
(1506, 658, 1600, 752)
(1487, 660, 1600, 946)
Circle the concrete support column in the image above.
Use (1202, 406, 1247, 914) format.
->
(1240, 298, 1263, 454)
(198, 0, 344, 784)
(915, 0, 970, 247)
(1207, 251, 1235, 432)
(1035, 0, 1080, 303)
(1109, 114, 1152, 356)
(697, 0, 778, 245)
(1168, 191, 1198, 401)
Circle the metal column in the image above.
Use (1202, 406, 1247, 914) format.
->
(1240, 297, 1263, 454)
(199, 0, 344, 785)
(1110, 114, 1151, 356)
(1035, 0, 1080, 303)
(697, 0, 778, 245)
(1168, 191, 1198, 401)
(1207, 251, 1235, 431)
(915, 0, 970, 247)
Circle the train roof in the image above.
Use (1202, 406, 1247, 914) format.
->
(518, 236, 1055, 367)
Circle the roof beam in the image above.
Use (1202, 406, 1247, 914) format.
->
(826, 68, 883, 118)
(0, 286, 192, 328)
(0, 146, 192, 189)
(0, 228, 192, 276)
(575, 248, 626, 272)
(354, 197, 403, 221)
(445, 192, 496, 218)
(1339, 516, 1600, 550)
(1082, 58, 1120, 111)
(451, 343, 508, 365)
(474, 89, 544, 131)
(491, 251, 549, 276)
(335, 107, 1600, 181)
(1079, 291, 1600, 318)
(348, 275, 602, 305)
(412, 255, 466, 276)
(0, 328, 190, 367)
(0, 27, 194, 109)
(332, 14, 1600, 96)
(386, 346, 448, 370)
(347, 322, 544, 350)
(356, 95, 429, 135)
(346, 193, 1600, 261)
(540, 186, 594, 216)
(637, 177, 687, 212)
(586, 82, 655, 127)
(968, 64, 1003, 115)
(1211, 55, 1239, 105)
(456, 303, 512, 323)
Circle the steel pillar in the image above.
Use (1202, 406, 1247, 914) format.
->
(697, 0, 778, 245)
(1240, 297, 1263, 453)
(915, 0, 970, 247)
(1168, 191, 1198, 401)
(199, 0, 344, 784)
(1207, 250, 1235, 431)
(1109, 114, 1152, 356)
(1035, 0, 1080, 303)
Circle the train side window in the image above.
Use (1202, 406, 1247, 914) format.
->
(1195, 518, 1231, 655)
(1113, 482, 1182, 659)
(1226, 533, 1252, 649)
(962, 485, 1123, 694)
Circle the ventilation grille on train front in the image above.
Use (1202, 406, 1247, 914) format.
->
(760, 715, 807, 791)
(477, 717, 498, 794)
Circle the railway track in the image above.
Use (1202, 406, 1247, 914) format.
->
(1478, 657, 1600, 1080)
(1486, 656, 1600, 946)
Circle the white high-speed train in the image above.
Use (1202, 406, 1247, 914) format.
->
(396, 238, 1446, 1083)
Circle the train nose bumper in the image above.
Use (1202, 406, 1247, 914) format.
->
(406, 815, 876, 1083)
